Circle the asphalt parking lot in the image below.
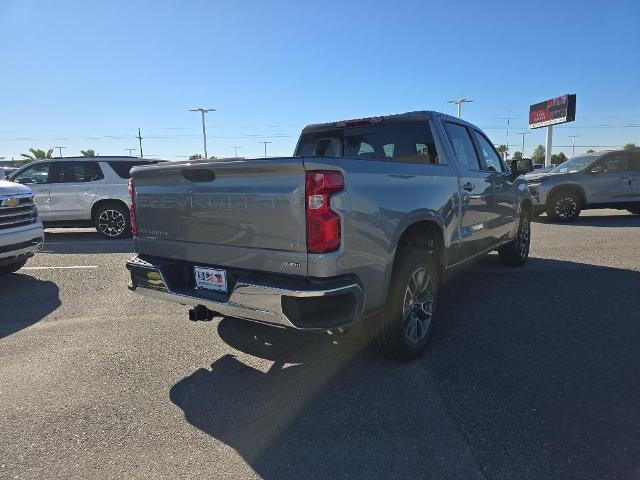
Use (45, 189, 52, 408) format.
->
(1, 211, 640, 480)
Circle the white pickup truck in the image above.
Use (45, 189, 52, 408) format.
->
(0, 179, 44, 274)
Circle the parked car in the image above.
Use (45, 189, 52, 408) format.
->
(126, 111, 533, 360)
(524, 149, 640, 221)
(0, 179, 44, 274)
(9, 157, 163, 238)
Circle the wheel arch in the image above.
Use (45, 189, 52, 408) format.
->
(393, 218, 446, 274)
(547, 184, 587, 207)
(90, 198, 129, 221)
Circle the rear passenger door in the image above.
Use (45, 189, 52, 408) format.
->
(49, 161, 104, 221)
(443, 121, 495, 261)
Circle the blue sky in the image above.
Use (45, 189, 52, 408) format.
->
(1, 0, 639, 160)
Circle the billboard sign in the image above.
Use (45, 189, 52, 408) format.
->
(529, 94, 576, 129)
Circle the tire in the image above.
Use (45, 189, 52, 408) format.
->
(498, 211, 531, 267)
(628, 208, 640, 215)
(94, 203, 131, 239)
(0, 259, 27, 275)
(371, 247, 439, 361)
(546, 190, 582, 222)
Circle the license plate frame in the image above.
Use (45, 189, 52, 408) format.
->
(194, 266, 228, 293)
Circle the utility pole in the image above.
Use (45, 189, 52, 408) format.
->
(568, 135, 581, 156)
(54, 146, 66, 158)
(259, 141, 272, 157)
(230, 146, 240, 158)
(515, 132, 530, 156)
(447, 98, 474, 118)
(137, 128, 144, 158)
(125, 148, 137, 156)
(190, 107, 216, 159)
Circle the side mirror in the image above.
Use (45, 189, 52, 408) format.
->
(510, 158, 534, 176)
(589, 166, 604, 174)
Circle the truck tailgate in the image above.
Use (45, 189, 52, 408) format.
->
(132, 158, 308, 275)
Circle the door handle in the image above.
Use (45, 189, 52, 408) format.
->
(463, 182, 475, 192)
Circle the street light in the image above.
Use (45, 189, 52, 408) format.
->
(190, 107, 216, 159)
(447, 98, 474, 118)
(515, 132, 530, 156)
(568, 135, 581, 156)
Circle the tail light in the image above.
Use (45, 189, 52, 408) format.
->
(128, 178, 138, 236)
(305, 171, 344, 253)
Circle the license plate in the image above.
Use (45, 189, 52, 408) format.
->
(194, 266, 228, 292)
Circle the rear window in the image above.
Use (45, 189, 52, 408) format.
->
(108, 160, 157, 178)
(296, 121, 443, 164)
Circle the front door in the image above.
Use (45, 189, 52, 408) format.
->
(49, 161, 104, 221)
(11, 162, 54, 221)
(442, 121, 495, 262)
(471, 129, 518, 244)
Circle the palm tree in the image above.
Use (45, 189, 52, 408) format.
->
(20, 148, 53, 161)
(80, 149, 98, 157)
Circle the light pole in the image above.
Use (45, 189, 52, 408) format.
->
(515, 132, 529, 156)
(568, 135, 581, 156)
(54, 146, 66, 157)
(230, 146, 241, 158)
(499, 111, 517, 148)
(190, 107, 216, 159)
(125, 148, 137, 156)
(447, 98, 474, 118)
(259, 141, 272, 157)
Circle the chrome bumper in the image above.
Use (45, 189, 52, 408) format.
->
(126, 256, 364, 330)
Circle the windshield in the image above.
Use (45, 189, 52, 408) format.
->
(551, 155, 596, 173)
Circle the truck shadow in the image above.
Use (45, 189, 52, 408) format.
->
(0, 273, 60, 338)
(170, 257, 640, 480)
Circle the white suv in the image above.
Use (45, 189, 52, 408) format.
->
(9, 157, 161, 239)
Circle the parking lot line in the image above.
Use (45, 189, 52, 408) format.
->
(22, 265, 99, 270)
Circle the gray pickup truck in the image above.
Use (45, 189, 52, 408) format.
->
(126, 111, 533, 360)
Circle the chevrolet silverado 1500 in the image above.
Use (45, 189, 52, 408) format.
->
(126, 111, 533, 360)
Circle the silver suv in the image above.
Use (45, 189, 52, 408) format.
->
(9, 157, 161, 238)
(525, 149, 640, 221)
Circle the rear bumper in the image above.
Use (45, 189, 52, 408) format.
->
(126, 255, 364, 330)
(0, 221, 44, 263)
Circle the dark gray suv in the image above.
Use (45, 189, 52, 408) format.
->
(525, 149, 640, 221)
